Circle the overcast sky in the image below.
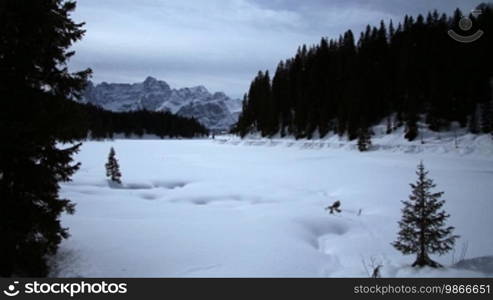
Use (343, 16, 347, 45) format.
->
(68, 0, 479, 98)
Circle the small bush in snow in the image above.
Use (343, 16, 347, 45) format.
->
(105, 147, 122, 184)
(326, 200, 342, 214)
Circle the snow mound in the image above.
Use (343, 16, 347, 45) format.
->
(453, 256, 493, 276)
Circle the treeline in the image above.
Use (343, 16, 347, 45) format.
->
(233, 5, 493, 140)
(60, 101, 209, 140)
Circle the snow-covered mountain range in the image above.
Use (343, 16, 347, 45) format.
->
(80, 77, 242, 130)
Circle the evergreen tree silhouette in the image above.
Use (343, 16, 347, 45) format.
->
(105, 147, 122, 184)
(357, 127, 372, 152)
(0, 0, 91, 276)
(392, 162, 458, 268)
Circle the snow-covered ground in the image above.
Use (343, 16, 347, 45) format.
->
(54, 134, 493, 277)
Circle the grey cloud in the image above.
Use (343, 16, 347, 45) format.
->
(252, 0, 478, 17)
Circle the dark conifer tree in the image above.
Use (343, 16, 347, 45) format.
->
(404, 118, 419, 141)
(357, 127, 372, 152)
(389, 19, 395, 38)
(105, 147, 122, 184)
(0, 0, 91, 276)
(386, 116, 393, 134)
(392, 162, 458, 268)
(491, 78, 493, 138)
(480, 101, 492, 134)
(468, 105, 480, 134)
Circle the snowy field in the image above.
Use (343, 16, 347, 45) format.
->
(54, 136, 493, 277)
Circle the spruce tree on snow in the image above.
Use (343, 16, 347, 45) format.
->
(386, 117, 393, 134)
(357, 128, 372, 152)
(404, 119, 419, 142)
(468, 105, 480, 134)
(392, 162, 458, 268)
(480, 101, 492, 134)
(105, 147, 122, 184)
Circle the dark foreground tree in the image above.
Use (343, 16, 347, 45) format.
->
(0, 0, 90, 276)
(392, 162, 459, 268)
(105, 147, 122, 184)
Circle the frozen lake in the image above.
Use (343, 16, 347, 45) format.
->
(55, 138, 493, 277)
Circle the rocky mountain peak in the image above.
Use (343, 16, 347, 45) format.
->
(80, 77, 242, 130)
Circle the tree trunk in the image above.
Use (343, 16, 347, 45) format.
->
(413, 252, 442, 268)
